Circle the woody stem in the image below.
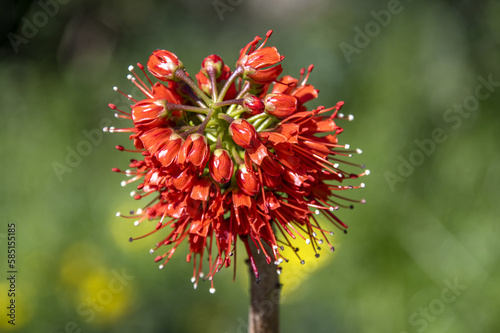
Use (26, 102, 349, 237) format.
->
(248, 241, 281, 333)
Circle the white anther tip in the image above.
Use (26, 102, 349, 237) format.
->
(102, 127, 109, 132)
(128, 65, 134, 71)
(315, 209, 320, 215)
(136, 208, 143, 214)
(121, 181, 127, 187)
(159, 265, 164, 269)
(113, 86, 118, 91)
(115, 212, 121, 217)
(149, 249, 154, 254)
(134, 221, 140, 226)
(360, 183, 366, 188)
(306, 239, 311, 245)
(127, 74, 133, 80)
(356, 148, 363, 154)
(191, 277, 196, 283)
(365, 169, 371, 175)
(348, 114, 354, 121)
(345, 144, 350, 149)
(209, 288, 216, 294)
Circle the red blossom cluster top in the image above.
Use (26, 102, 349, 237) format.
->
(105, 31, 368, 293)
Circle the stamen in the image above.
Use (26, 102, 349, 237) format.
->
(300, 64, 314, 86)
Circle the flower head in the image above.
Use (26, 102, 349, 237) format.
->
(106, 31, 368, 292)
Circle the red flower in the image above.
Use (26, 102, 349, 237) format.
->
(237, 30, 284, 84)
(107, 31, 368, 292)
(201, 54, 224, 78)
(147, 50, 184, 81)
(229, 118, 259, 149)
(236, 165, 260, 196)
(243, 94, 265, 115)
(209, 149, 234, 184)
(131, 98, 167, 126)
(264, 93, 297, 118)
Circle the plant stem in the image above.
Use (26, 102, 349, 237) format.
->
(248, 241, 281, 333)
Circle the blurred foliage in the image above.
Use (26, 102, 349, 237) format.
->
(1, 0, 499, 332)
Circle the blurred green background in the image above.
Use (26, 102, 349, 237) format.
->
(1, 0, 499, 332)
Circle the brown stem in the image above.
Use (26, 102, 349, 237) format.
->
(248, 241, 281, 333)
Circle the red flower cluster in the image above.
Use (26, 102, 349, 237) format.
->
(106, 31, 368, 293)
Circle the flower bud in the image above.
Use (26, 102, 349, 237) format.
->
(177, 133, 210, 168)
(209, 149, 234, 184)
(243, 94, 265, 115)
(264, 93, 297, 118)
(244, 65, 283, 84)
(195, 71, 212, 96)
(229, 119, 258, 149)
(201, 54, 224, 78)
(236, 165, 260, 196)
(147, 50, 184, 81)
(156, 133, 183, 167)
(131, 98, 167, 126)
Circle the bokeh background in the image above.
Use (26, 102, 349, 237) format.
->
(1, 0, 499, 332)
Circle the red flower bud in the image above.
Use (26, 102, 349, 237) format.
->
(201, 54, 224, 78)
(177, 133, 210, 168)
(131, 98, 167, 126)
(264, 93, 297, 118)
(244, 65, 283, 84)
(243, 94, 265, 115)
(195, 71, 212, 96)
(229, 119, 258, 149)
(209, 149, 234, 184)
(236, 165, 260, 196)
(156, 133, 183, 167)
(147, 50, 183, 81)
